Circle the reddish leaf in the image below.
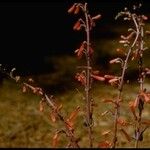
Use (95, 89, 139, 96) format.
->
(117, 118, 128, 126)
(73, 21, 81, 31)
(104, 75, 116, 80)
(108, 78, 119, 84)
(101, 110, 109, 116)
(50, 112, 56, 123)
(92, 14, 101, 20)
(109, 58, 121, 64)
(91, 74, 105, 81)
(74, 5, 80, 14)
(66, 106, 80, 130)
(68, 4, 76, 13)
(75, 72, 86, 85)
(39, 101, 44, 112)
(98, 140, 112, 148)
(52, 132, 60, 147)
(101, 130, 111, 136)
(91, 70, 100, 75)
(140, 92, 150, 103)
(142, 15, 148, 20)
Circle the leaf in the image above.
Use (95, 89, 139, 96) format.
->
(98, 140, 112, 148)
(50, 111, 56, 123)
(52, 132, 60, 147)
(68, 4, 76, 13)
(77, 43, 84, 58)
(92, 14, 101, 20)
(140, 92, 150, 103)
(101, 130, 111, 136)
(120, 128, 131, 142)
(117, 118, 128, 126)
(66, 106, 80, 130)
(101, 110, 109, 116)
(39, 101, 44, 112)
(91, 74, 105, 81)
(68, 106, 80, 122)
(74, 5, 80, 14)
(104, 75, 117, 80)
(142, 15, 148, 20)
(73, 21, 81, 31)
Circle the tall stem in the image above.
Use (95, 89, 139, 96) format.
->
(112, 15, 140, 148)
(135, 25, 144, 149)
(84, 3, 93, 148)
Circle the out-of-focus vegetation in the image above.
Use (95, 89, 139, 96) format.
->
(0, 79, 150, 148)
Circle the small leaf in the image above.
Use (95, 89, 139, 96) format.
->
(39, 101, 44, 112)
(142, 15, 148, 20)
(101, 110, 109, 116)
(50, 112, 56, 123)
(74, 5, 80, 14)
(52, 132, 60, 147)
(73, 21, 81, 31)
(66, 106, 80, 130)
(104, 75, 117, 80)
(140, 92, 150, 103)
(108, 78, 119, 84)
(117, 118, 128, 126)
(98, 140, 112, 148)
(92, 14, 101, 20)
(101, 130, 111, 136)
(68, 4, 76, 13)
(91, 74, 105, 81)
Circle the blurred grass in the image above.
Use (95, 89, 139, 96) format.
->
(0, 78, 150, 148)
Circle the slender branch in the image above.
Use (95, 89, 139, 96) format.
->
(84, 3, 93, 148)
(112, 14, 140, 148)
(135, 22, 144, 149)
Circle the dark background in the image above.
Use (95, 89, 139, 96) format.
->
(0, 0, 149, 75)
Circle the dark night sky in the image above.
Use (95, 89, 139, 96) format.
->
(0, 0, 149, 74)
